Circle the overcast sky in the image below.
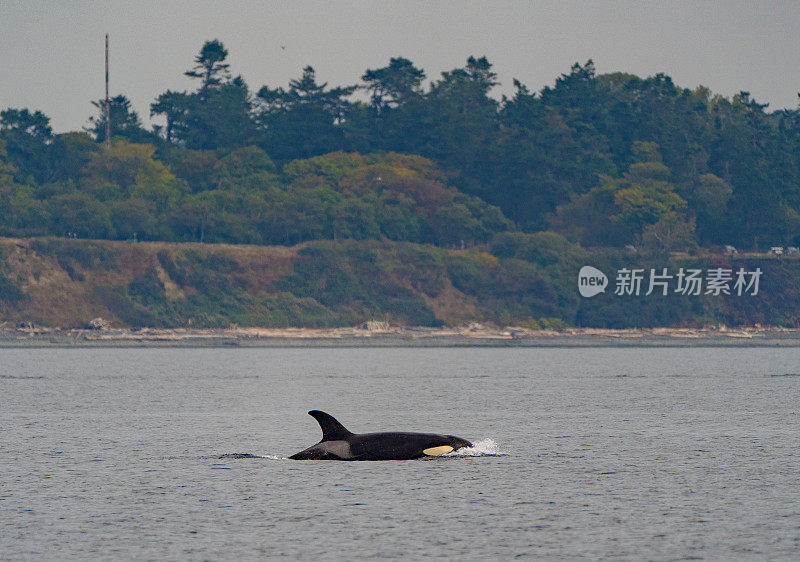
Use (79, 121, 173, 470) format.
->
(1, 0, 799, 133)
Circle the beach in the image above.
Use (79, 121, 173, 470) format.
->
(3, 324, 799, 347)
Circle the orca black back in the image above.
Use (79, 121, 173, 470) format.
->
(290, 410, 473, 461)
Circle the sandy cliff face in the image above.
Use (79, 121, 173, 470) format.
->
(0, 238, 299, 328)
(0, 237, 485, 329)
(3, 237, 800, 330)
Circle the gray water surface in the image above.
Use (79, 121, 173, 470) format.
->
(2, 347, 799, 559)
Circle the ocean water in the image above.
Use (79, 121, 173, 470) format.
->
(1, 347, 799, 560)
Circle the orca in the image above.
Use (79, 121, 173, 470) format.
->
(289, 410, 473, 461)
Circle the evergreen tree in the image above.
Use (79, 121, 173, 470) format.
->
(185, 39, 231, 89)
(0, 108, 54, 183)
(88, 95, 152, 144)
(153, 41, 256, 150)
(256, 66, 356, 160)
(361, 57, 426, 112)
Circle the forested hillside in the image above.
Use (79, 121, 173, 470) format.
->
(1, 40, 799, 328)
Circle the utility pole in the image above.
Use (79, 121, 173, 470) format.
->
(105, 33, 110, 148)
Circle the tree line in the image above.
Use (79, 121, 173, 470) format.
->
(2, 39, 799, 250)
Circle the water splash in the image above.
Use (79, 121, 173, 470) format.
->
(445, 438, 506, 457)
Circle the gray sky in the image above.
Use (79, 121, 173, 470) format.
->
(2, 0, 799, 133)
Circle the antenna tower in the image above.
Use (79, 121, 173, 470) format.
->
(105, 34, 110, 147)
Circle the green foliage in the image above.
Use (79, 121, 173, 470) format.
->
(5, 44, 800, 250)
(631, 141, 663, 164)
(185, 39, 230, 88)
(47, 192, 114, 239)
(273, 242, 442, 326)
(283, 152, 363, 183)
(159, 147, 218, 192)
(215, 146, 276, 180)
(641, 214, 697, 251)
(3, 43, 800, 330)
(490, 231, 586, 266)
(82, 140, 184, 214)
(445, 251, 559, 323)
(1, 108, 53, 183)
(30, 239, 113, 280)
(0, 273, 27, 302)
(128, 268, 168, 307)
(362, 57, 426, 111)
(389, 244, 448, 297)
(256, 66, 356, 161)
(88, 95, 153, 144)
(50, 133, 99, 183)
(552, 156, 691, 247)
(151, 41, 255, 150)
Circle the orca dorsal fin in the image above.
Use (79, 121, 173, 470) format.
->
(308, 410, 354, 441)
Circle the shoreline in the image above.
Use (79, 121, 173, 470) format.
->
(2, 325, 799, 348)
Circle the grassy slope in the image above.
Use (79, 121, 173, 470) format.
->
(0, 237, 493, 329)
(1, 237, 799, 329)
(0, 238, 294, 328)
